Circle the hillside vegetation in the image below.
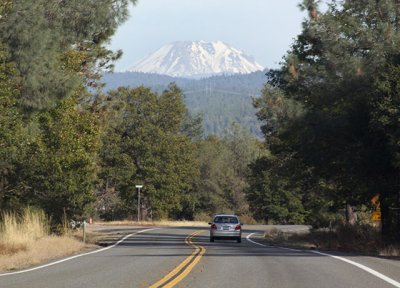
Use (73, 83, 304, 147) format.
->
(102, 71, 266, 137)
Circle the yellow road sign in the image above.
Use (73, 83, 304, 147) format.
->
(371, 194, 380, 210)
(371, 211, 381, 221)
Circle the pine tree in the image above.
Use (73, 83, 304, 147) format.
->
(0, 0, 136, 110)
(263, 0, 400, 238)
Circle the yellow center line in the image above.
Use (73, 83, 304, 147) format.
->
(148, 230, 206, 288)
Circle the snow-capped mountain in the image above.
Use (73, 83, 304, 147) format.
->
(127, 41, 264, 78)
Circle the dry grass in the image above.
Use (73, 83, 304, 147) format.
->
(264, 224, 400, 257)
(379, 245, 400, 257)
(94, 219, 209, 227)
(0, 235, 86, 271)
(0, 243, 27, 256)
(0, 208, 90, 272)
(0, 208, 48, 248)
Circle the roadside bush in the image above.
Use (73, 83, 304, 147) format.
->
(193, 212, 212, 222)
(282, 223, 383, 254)
(306, 211, 345, 229)
(380, 245, 400, 257)
(239, 214, 258, 225)
(335, 224, 382, 253)
(264, 228, 287, 242)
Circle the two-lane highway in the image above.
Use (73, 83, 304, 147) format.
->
(1, 226, 399, 288)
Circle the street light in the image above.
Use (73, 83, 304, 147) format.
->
(135, 185, 143, 222)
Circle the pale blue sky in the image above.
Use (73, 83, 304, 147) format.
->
(109, 0, 307, 71)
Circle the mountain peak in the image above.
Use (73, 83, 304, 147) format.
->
(127, 41, 264, 78)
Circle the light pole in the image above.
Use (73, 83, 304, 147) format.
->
(135, 185, 143, 222)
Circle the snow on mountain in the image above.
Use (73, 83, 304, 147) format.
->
(127, 41, 264, 78)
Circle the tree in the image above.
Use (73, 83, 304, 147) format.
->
(262, 0, 400, 238)
(224, 123, 264, 214)
(0, 0, 138, 224)
(247, 86, 310, 224)
(181, 112, 204, 142)
(194, 136, 234, 215)
(371, 55, 400, 240)
(21, 95, 101, 222)
(0, 44, 25, 210)
(99, 85, 199, 219)
(194, 124, 264, 217)
(247, 156, 307, 224)
(0, 0, 136, 110)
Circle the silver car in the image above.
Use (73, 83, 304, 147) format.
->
(209, 214, 242, 243)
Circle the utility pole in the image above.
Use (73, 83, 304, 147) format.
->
(135, 185, 143, 222)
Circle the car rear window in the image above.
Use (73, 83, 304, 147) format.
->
(213, 216, 239, 224)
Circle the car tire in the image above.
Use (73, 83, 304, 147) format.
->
(237, 237, 241, 243)
(210, 237, 214, 242)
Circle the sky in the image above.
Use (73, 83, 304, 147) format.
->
(108, 0, 307, 72)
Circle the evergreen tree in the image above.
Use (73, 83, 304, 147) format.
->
(247, 86, 310, 224)
(0, 0, 136, 110)
(21, 95, 101, 222)
(261, 0, 400, 238)
(194, 125, 264, 217)
(100, 85, 199, 219)
(0, 44, 25, 210)
(194, 136, 234, 214)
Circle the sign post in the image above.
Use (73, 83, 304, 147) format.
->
(135, 185, 143, 222)
(371, 194, 381, 222)
(83, 220, 86, 243)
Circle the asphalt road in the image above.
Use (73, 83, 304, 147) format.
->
(1, 225, 399, 288)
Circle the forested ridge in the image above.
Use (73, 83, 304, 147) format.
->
(102, 71, 266, 137)
(1, 0, 399, 244)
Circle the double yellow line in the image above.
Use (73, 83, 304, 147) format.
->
(149, 230, 206, 288)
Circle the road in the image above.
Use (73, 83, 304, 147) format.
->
(1, 225, 399, 288)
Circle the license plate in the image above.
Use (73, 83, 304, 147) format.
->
(223, 226, 230, 230)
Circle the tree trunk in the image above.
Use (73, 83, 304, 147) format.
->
(345, 203, 356, 225)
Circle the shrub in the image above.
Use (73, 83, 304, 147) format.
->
(193, 212, 212, 222)
(239, 214, 258, 225)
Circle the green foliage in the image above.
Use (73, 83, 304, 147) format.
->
(247, 85, 311, 224)
(249, 0, 400, 238)
(0, 0, 136, 110)
(247, 155, 308, 224)
(99, 85, 199, 219)
(194, 136, 234, 214)
(194, 125, 264, 217)
(102, 71, 266, 136)
(21, 96, 101, 222)
(0, 0, 137, 225)
(181, 112, 204, 142)
(0, 45, 25, 210)
(372, 56, 400, 171)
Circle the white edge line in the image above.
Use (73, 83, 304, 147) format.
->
(0, 227, 159, 277)
(246, 232, 400, 288)
(246, 233, 300, 252)
(311, 250, 400, 288)
(246, 233, 267, 247)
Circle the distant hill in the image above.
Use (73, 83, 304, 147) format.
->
(101, 71, 267, 137)
(128, 41, 264, 78)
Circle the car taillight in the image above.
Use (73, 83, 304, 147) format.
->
(235, 225, 241, 230)
(211, 224, 217, 229)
